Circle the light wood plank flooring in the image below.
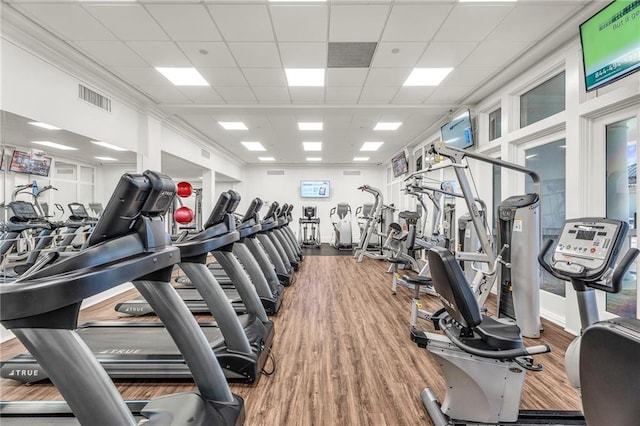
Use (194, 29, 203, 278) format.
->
(0, 256, 581, 425)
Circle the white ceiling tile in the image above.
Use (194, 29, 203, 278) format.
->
(216, 87, 257, 103)
(433, 4, 513, 42)
(461, 41, 534, 69)
(487, 4, 580, 43)
(139, 85, 191, 103)
(83, 5, 168, 41)
(441, 67, 499, 88)
(270, 5, 328, 42)
(73, 41, 147, 67)
(127, 41, 191, 67)
(112, 67, 170, 87)
(15, 4, 115, 41)
(417, 42, 478, 68)
(329, 5, 389, 42)
(199, 68, 248, 87)
(243, 69, 288, 87)
(208, 4, 274, 42)
(279, 43, 327, 68)
(382, 4, 453, 42)
(371, 42, 428, 68)
(326, 69, 369, 87)
(252, 87, 291, 103)
(177, 87, 224, 103)
(289, 87, 325, 104)
(145, 5, 221, 42)
(359, 87, 398, 104)
(177, 42, 237, 67)
(365, 68, 411, 87)
(392, 87, 435, 104)
(426, 86, 474, 104)
(228, 43, 282, 68)
(326, 87, 362, 104)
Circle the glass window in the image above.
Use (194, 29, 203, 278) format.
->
(606, 117, 637, 318)
(525, 140, 566, 297)
(489, 108, 502, 141)
(520, 72, 566, 128)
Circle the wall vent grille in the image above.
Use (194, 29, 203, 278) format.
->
(343, 170, 361, 176)
(267, 170, 285, 176)
(78, 84, 111, 112)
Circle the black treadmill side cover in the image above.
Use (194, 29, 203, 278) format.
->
(204, 192, 231, 229)
(2, 302, 81, 330)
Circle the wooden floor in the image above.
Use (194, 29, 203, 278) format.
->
(0, 256, 581, 425)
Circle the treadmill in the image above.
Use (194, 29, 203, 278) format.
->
(2, 190, 274, 384)
(0, 170, 244, 425)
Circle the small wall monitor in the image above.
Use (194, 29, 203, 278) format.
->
(441, 110, 474, 150)
(9, 150, 52, 177)
(391, 151, 408, 178)
(580, 0, 640, 92)
(300, 180, 330, 198)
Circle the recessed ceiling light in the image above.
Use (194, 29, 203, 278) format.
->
(374, 122, 402, 131)
(404, 68, 453, 86)
(241, 141, 266, 151)
(460, 0, 516, 2)
(156, 67, 209, 86)
(354, 157, 370, 161)
(285, 69, 325, 87)
(270, 0, 325, 2)
(29, 122, 60, 130)
(361, 142, 384, 151)
(303, 142, 322, 151)
(258, 157, 275, 161)
(219, 122, 248, 130)
(91, 141, 127, 151)
(95, 156, 118, 161)
(306, 157, 322, 162)
(298, 122, 323, 131)
(32, 141, 77, 151)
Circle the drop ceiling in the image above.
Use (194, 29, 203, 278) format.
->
(3, 0, 595, 166)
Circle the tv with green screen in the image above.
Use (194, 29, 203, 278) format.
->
(580, 0, 640, 91)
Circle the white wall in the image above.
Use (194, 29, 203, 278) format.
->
(243, 165, 384, 244)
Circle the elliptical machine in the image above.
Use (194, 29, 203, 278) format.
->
(299, 206, 321, 248)
(416, 217, 639, 425)
(330, 203, 353, 250)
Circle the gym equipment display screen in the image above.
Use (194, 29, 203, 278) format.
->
(441, 110, 474, 150)
(9, 150, 52, 177)
(580, 0, 640, 91)
(391, 151, 408, 178)
(300, 180, 330, 198)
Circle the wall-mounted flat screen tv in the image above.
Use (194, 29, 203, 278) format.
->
(391, 151, 408, 178)
(441, 110, 474, 150)
(580, 0, 640, 91)
(9, 150, 52, 177)
(300, 180, 330, 198)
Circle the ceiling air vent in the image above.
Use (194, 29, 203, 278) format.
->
(343, 170, 361, 176)
(328, 42, 377, 68)
(266, 170, 285, 176)
(201, 149, 211, 159)
(78, 84, 111, 112)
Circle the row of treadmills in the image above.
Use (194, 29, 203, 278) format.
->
(0, 170, 304, 425)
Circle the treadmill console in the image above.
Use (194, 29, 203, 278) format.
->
(9, 201, 39, 221)
(552, 218, 627, 280)
(68, 202, 90, 219)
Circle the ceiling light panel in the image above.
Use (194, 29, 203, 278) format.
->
(360, 141, 384, 151)
(156, 67, 209, 86)
(258, 157, 275, 161)
(303, 142, 322, 151)
(28, 122, 60, 130)
(306, 157, 322, 162)
(374, 122, 402, 131)
(32, 141, 78, 151)
(403, 68, 453, 86)
(285, 68, 325, 86)
(241, 141, 266, 151)
(298, 122, 323, 131)
(353, 157, 370, 161)
(219, 121, 248, 130)
(91, 141, 128, 151)
(95, 156, 118, 161)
